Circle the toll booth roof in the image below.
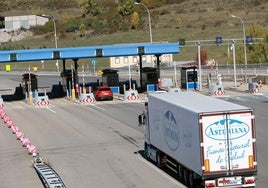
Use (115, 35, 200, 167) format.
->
(22, 73, 37, 79)
(181, 63, 198, 69)
(102, 69, 118, 74)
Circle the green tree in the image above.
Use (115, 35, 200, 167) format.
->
(196, 49, 208, 65)
(247, 24, 268, 64)
(175, 16, 182, 28)
(76, 0, 101, 16)
(79, 23, 86, 37)
(131, 12, 140, 30)
(118, 0, 135, 16)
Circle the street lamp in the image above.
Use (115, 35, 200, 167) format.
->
(134, 2, 152, 43)
(231, 40, 237, 88)
(38, 14, 59, 71)
(197, 41, 202, 91)
(231, 15, 247, 66)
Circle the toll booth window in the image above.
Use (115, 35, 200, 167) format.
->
(124, 57, 128, 64)
(133, 57, 138, 63)
(187, 71, 197, 82)
(115, 57, 120, 64)
(147, 73, 158, 84)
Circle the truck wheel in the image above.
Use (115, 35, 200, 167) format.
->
(188, 171, 195, 188)
(156, 152, 162, 168)
(177, 164, 184, 180)
(144, 143, 149, 160)
(183, 169, 189, 185)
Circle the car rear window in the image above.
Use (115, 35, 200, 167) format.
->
(99, 88, 110, 91)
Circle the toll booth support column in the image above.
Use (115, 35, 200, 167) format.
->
(72, 58, 79, 99)
(156, 55, 161, 80)
(73, 58, 79, 71)
(72, 58, 79, 84)
(63, 59, 66, 72)
(139, 54, 143, 90)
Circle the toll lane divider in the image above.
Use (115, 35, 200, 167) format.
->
(0, 103, 36, 155)
(79, 93, 96, 104)
(0, 99, 67, 187)
(33, 95, 50, 107)
(124, 90, 140, 102)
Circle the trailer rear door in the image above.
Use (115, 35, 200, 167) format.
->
(200, 111, 256, 174)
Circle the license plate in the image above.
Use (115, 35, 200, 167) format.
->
(217, 176, 242, 186)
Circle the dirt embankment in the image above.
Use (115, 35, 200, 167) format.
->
(0, 29, 33, 44)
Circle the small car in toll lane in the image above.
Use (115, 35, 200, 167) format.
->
(93, 86, 113, 101)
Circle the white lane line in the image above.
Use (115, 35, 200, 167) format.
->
(90, 104, 105, 110)
(45, 106, 56, 113)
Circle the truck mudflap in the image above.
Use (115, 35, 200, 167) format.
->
(204, 175, 256, 187)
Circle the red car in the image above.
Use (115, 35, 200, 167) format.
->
(93, 86, 113, 101)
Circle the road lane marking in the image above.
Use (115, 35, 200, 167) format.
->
(45, 106, 56, 113)
(89, 104, 105, 110)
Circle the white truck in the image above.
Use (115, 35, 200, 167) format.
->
(138, 91, 257, 188)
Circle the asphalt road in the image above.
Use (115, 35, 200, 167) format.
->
(0, 72, 185, 188)
(0, 72, 267, 187)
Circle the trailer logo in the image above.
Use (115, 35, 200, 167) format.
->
(162, 110, 180, 150)
(205, 119, 249, 141)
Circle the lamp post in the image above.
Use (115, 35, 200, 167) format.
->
(197, 41, 202, 91)
(39, 14, 59, 71)
(231, 40, 237, 88)
(231, 15, 247, 66)
(134, 2, 152, 43)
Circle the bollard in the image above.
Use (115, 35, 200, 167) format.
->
(0, 97, 4, 108)
(16, 131, 24, 140)
(66, 90, 70, 98)
(29, 91, 33, 102)
(28, 145, 37, 155)
(22, 138, 30, 147)
(239, 77, 244, 85)
(71, 88, 76, 100)
(11, 125, 19, 134)
(259, 80, 262, 88)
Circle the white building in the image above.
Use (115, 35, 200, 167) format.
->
(4, 15, 48, 30)
(109, 54, 173, 68)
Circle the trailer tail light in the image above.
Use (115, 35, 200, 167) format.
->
(248, 155, 254, 168)
(245, 177, 255, 184)
(205, 180, 215, 187)
(205, 159, 210, 172)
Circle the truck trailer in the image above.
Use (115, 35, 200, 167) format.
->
(138, 90, 257, 187)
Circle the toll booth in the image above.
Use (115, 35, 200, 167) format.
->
(60, 69, 78, 92)
(102, 69, 119, 86)
(22, 73, 38, 93)
(141, 67, 158, 90)
(181, 65, 198, 90)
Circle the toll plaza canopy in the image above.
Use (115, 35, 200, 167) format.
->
(0, 42, 179, 62)
(0, 42, 180, 91)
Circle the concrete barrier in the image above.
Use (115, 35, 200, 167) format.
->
(34, 95, 49, 107)
(209, 84, 225, 96)
(79, 93, 95, 104)
(124, 90, 139, 102)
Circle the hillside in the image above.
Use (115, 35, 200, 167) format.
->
(0, 0, 267, 66)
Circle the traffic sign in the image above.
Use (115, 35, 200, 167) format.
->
(92, 60, 97, 66)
